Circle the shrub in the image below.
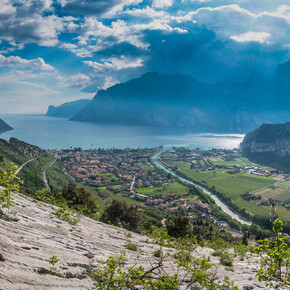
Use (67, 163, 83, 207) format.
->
(125, 241, 138, 251)
(255, 218, 290, 288)
(166, 215, 191, 238)
(0, 164, 22, 219)
(48, 255, 60, 275)
(101, 200, 150, 233)
(52, 207, 79, 225)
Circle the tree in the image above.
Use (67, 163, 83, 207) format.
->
(166, 216, 191, 238)
(100, 200, 148, 232)
(256, 218, 290, 288)
(62, 184, 98, 215)
(0, 164, 22, 219)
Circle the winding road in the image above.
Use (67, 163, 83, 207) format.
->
(43, 159, 57, 191)
(16, 158, 36, 175)
(152, 149, 251, 225)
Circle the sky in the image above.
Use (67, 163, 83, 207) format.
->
(0, 0, 289, 113)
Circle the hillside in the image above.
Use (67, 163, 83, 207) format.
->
(0, 118, 13, 134)
(0, 138, 69, 193)
(0, 192, 266, 289)
(240, 122, 290, 171)
(46, 99, 90, 118)
(69, 59, 290, 132)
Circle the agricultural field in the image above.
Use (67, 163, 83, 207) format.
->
(171, 160, 284, 218)
(136, 181, 189, 197)
(174, 161, 274, 197)
(208, 156, 251, 166)
(255, 181, 290, 203)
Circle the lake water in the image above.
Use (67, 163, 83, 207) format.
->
(0, 114, 244, 150)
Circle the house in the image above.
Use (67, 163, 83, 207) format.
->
(196, 201, 209, 213)
(157, 203, 167, 210)
(134, 193, 149, 201)
(167, 207, 178, 214)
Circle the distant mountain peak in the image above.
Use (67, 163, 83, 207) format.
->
(0, 118, 13, 134)
(46, 99, 91, 119)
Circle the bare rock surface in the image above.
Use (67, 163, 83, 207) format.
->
(0, 194, 266, 289)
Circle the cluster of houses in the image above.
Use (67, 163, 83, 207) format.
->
(47, 148, 174, 187)
(133, 193, 209, 214)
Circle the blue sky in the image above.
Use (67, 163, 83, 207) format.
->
(0, 0, 289, 113)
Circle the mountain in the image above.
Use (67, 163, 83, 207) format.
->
(0, 118, 13, 134)
(70, 59, 290, 132)
(46, 99, 90, 118)
(240, 122, 290, 172)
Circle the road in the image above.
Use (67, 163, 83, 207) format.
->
(16, 158, 36, 175)
(152, 149, 251, 225)
(43, 159, 57, 191)
(130, 175, 136, 193)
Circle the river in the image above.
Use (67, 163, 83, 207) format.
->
(152, 148, 251, 225)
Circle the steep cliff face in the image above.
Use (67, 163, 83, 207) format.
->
(241, 122, 290, 171)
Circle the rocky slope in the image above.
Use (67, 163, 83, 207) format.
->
(240, 122, 290, 171)
(0, 192, 267, 289)
(0, 119, 13, 134)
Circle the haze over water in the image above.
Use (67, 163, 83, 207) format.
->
(1, 115, 244, 150)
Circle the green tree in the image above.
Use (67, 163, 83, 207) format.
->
(0, 164, 22, 219)
(62, 184, 98, 215)
(256, 218, 290, 288)
(166, 216, 191, 238)
(101, 200, 149, 232)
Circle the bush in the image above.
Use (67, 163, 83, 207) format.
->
(220, 252, 233, 267)
(125, 241, 138, 251)
(256, 218, 290, 288)
(101, 200, 150, 233)
(166, 216, 191, 238)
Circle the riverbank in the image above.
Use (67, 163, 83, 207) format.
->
(152, 149, 251, 225)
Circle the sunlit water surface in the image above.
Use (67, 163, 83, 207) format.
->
(1, 115, 244, 150)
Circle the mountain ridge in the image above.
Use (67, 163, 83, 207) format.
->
(46, 99, 90, 119)
(240, 122, 290, 172)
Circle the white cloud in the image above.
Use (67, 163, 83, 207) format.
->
(84, 56, 144, 72)
(59, 73, 91, 88)
(152, 0, 174, 9)
(0, 0, 16, 15)
(230, 31, 271, 43)
(124, 6, 165, 18)
(0, 54, 54, 70)
(102, 76, 119, 90)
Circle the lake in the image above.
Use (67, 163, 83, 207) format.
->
(0, 114, 244, 150)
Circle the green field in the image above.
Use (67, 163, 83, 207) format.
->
(137, 181, 189, 197)
(172, 161, 281, 218)
(209, 156, 251, 166)
(255, 181, 290, 203)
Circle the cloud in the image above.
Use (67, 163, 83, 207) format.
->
(102, 76, 119, 90)
(84, 56, 144, 72)
(0, 54, 54, 70)
(60, 73, 91, 88)
(58, 0, 143, 17)
(230, 31, 271, 44)
(152, 0, 174, 9)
